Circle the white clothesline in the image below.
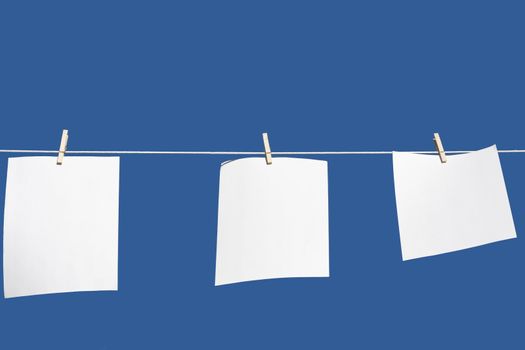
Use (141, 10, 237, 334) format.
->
(0, 149, 524, 155)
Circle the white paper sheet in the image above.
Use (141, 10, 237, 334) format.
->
(3, 157, 119, 298)
(215, 157, 329, 286)
(393, 145, 516, 261)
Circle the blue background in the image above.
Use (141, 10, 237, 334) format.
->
(0, 1, 524, 348)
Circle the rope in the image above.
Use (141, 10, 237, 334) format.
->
(0, 149, 523, 155)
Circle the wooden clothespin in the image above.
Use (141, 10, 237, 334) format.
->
(57, 129, 69, 165)
(262, 132, 272, 165)
(433, 132, 447, 163)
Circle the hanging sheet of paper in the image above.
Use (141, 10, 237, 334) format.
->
(215, 157, 329, 286)
(3, 157, 120, 298)
(393, 145, 516, 261)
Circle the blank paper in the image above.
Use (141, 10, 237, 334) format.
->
(3, 157, 119, 298)
(393, 145, 516, 261)
(215, 157, 329, 286)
